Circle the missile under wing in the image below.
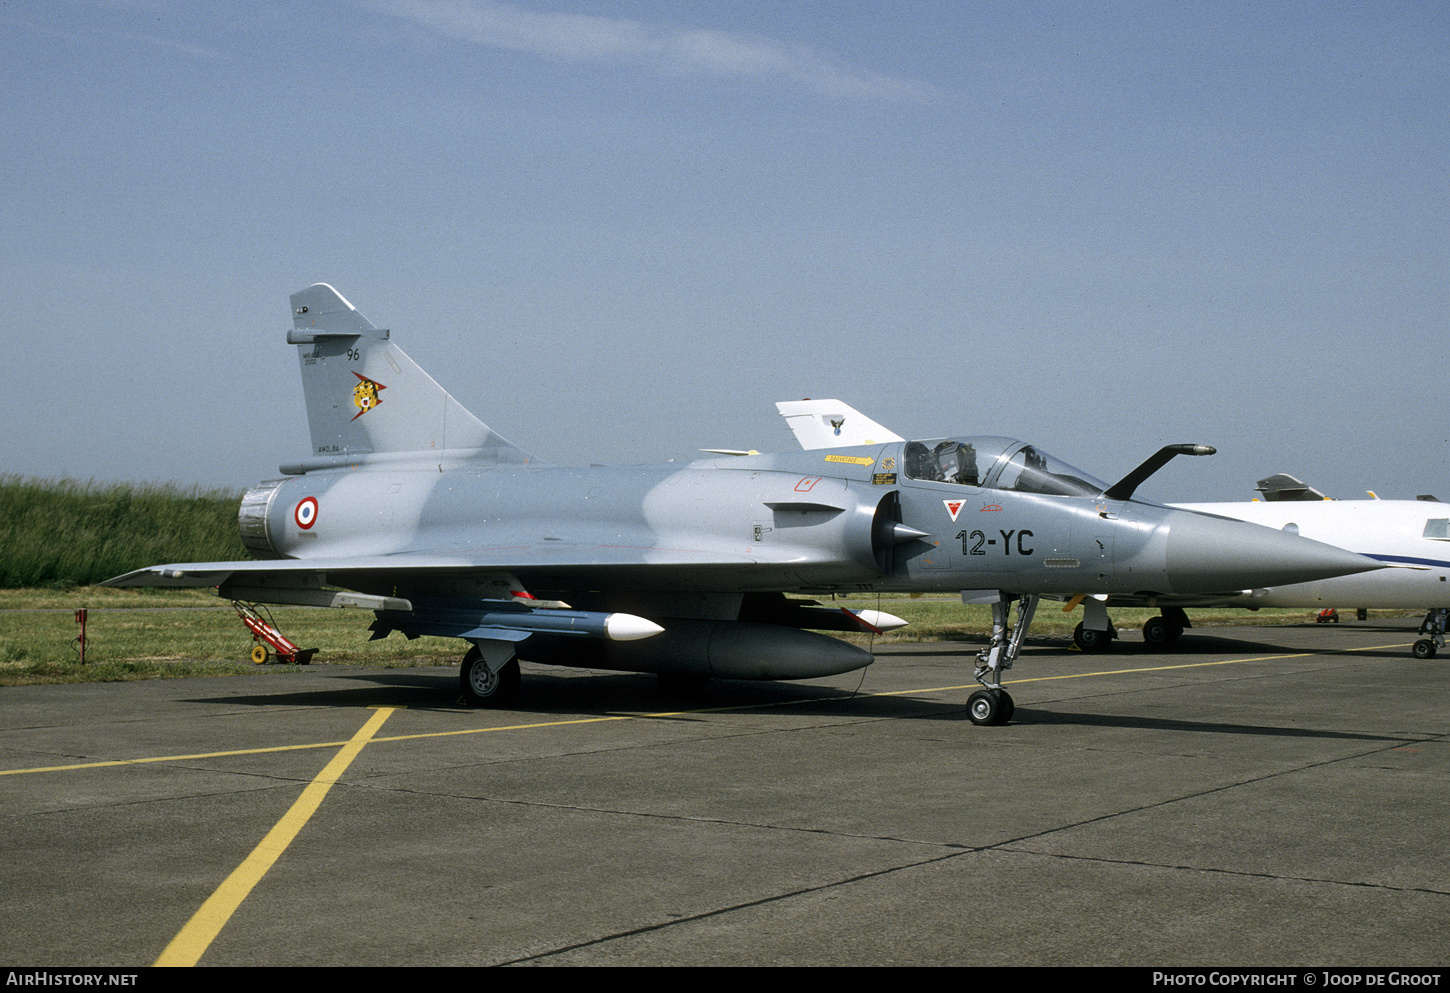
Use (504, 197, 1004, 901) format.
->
(104, 286, 1382, 725)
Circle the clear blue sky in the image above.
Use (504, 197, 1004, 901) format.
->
(4, 1, 1446, 503)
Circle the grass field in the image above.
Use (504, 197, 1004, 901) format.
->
(0, 585, 1405, 688)
(0, 587, 463, 686)
(0, 476, 245, 588)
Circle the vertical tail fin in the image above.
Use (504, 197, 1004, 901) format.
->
(283, 284, 532, 472)
(776, 399, 904, 450)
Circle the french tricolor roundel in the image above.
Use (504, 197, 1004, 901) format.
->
(294, 496, 319, 530)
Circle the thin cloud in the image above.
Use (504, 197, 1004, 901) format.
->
(372, 0, 937, 102)
(116, 31, 223, 60)
(8, 14, 222, 60)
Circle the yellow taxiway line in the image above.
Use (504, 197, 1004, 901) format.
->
(152, 705, 396, 967)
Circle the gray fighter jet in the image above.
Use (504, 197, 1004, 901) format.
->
(104, 285, 1382, 725)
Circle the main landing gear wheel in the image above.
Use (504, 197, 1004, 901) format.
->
(459, 646, 521, 707)
(1141, 616, 1183, 647)
(1073, 622, 1113, 652)
(1413, 639, 1438, 660)
(966, 689, 1014, 726)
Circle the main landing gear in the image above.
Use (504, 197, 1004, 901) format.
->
(459, 642, 521, 707)
(1072, 621, 1115, 652)
(1414, 608, 1447, 660)
(1141, 607, 1189, 647)
(1072, 606, 1190, 651)
(970, 592, 1037, 725)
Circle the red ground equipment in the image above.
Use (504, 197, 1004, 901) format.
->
(232, 601, 318, 665)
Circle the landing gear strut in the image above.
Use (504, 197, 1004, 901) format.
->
(969, 592, 1036, 725)
(1414, 608, 1447, 660)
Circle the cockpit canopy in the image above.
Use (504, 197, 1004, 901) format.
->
(902, 436, 1107, 498)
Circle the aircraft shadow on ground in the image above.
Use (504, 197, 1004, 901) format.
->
(179, 616, 1419, 728)
(177, 668, 1416, 743)
(180, 666, 966, 721)
(1097, 632, 1411, 660)
(1011, 707, 1419, 743)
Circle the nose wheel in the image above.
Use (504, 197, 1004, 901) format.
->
(1414, 609, 1447, 660)
(966, 689, 1015, 726)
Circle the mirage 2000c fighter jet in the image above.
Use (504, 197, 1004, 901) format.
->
(103, 285, 1383, 725)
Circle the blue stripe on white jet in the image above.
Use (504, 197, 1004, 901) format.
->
(1363, 553, 1450, 569)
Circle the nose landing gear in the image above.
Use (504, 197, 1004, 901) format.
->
(1414, 608, 1447, 660)
(969, 592, 1036, 725)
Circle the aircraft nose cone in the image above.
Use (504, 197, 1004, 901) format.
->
(1164, 511, 1383, 593)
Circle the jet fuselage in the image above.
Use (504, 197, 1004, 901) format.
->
(238, 443, 1374, 610)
